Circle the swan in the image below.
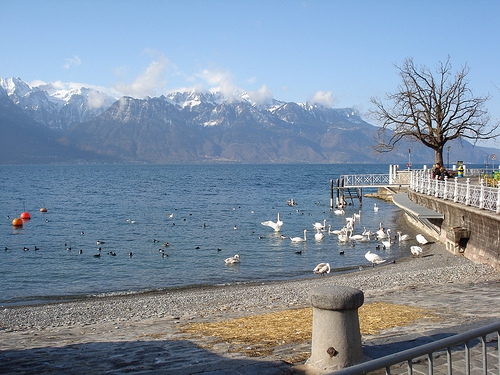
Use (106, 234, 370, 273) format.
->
(349, 229, 365, 241)
(290, 229, 308, 242)
(224, 254, 241, 264)
(313, 263, 331, 275)
(315, 228, 325, 241)
(416, 234, 429, 245)
(376, 226, 387, 239)
(353, 210, 361, 220)
(381, 229, 393, 248)
(397, 231, 411, 242)
(374, 203, 379, 212)
(334, 208, 345, 215)
(365, 251, 386, 267)
(328, 225, 343, 235)
(338, 228, 349, 243)
(410, 246, 423, 256)
(261, 212, 283, 232)
(313, 219, 327, 231)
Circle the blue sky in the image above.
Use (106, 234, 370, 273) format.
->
(1, 0, 499, 137)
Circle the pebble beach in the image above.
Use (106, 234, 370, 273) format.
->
(1, 239, 500, 374)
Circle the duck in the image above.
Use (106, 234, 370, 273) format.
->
(224, 254, 241, 264)
(290, 229, 308, 242)
(313, 263, 331, 276)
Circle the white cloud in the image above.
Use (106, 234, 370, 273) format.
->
(195, 68, 242, 101)
(247, 85, 273, 105)
(310, 90, 335, 107)
(113, 54, 170, 98)
(63, 55, 81, 69)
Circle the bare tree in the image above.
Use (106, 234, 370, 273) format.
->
(370, 57, 498, 165)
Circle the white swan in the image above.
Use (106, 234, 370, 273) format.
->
(334, 208, 345, 215)
(410, 246, 423, 256)
(313, 219, 327, 231)
(313, 263, 331, 275)
(315, 228, 325, 241)
(353, 210, 361, 220)
(397, 231, 411, 242)
(328, 225, 343, 235)
(290, 229, 308, 242)
(261, 212, 283, 232)
(224, 254, 241, 264)
(374, 203, 379, 212)
(381, 229, 393, 248)
(338, 228, 349, 243)
(349, 229, 365, 241)
(416, 234, 429, 245)
(365, 251, 386, 267)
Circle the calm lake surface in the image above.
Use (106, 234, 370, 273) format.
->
(0, 164, 415, 306)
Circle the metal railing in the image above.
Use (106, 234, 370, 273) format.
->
(410, 169, 500, 214)
(331, 321, 500, 375)
(340, 170, 411, 187)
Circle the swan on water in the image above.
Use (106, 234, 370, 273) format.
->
(337, 228, 349, 243)
(313, 219, 327, 231)
(334, 208, 345, 215)
(315, 228, 325, 240)
(353, 210, 361, 220)
(261, 212, 283, 232)
(381, 229, 393, 248)
(225, 254, 241, 264)
(374, 203, 379, 212)
(365, 251, 386, 267)
(416, 234, 429, 245)
(313, 263, 331, 275)
(397, 231, 411, 242)
(328, 225, 343, 235)
(410, 246, 423, 256)
(349, 229, 365, 241)
(290, 229, 308, 242)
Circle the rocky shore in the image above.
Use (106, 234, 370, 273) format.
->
(1, 240, 500, 374)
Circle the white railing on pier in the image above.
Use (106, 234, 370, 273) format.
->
(341, 166, 411, 187)
(410, 169, 500, 214)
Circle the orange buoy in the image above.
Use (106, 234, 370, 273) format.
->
(12, 218, 23, 226)
(40, 207, 47, 213)
(20, 211, 31, 220)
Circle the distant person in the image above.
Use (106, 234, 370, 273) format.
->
(437, 166, 451, 180)
(431, 163, 441, 179)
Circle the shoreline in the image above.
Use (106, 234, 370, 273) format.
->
(1, 241, 500, 374)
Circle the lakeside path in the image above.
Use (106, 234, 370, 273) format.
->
(1, 242, 500, 375)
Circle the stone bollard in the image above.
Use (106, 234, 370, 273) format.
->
(306, 285, 364, 372)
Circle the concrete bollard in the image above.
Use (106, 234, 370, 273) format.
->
(306, 285, 364, 372)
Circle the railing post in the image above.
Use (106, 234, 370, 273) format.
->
(443, 176, 448, 200)
(496, 181, 500, 214)
(479, 179, 485, 209)
(427, 174, 432, 196)
(435, 177, 440, 197)
(465, 178, 471, 206)
(454, 177, 459, 203)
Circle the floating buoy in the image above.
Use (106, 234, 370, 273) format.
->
(12, 218, 23, 226)
(40, 207, 47, 213)
(20, 212, 31, 220)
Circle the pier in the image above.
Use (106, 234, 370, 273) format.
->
(330, 165, 410, 208)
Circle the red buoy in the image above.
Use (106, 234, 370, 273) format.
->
(40, 207, 47, 213)
(20, 212, 31, 220)
(12, 218, 23, 226)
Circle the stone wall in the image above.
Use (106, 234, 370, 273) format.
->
(407, 191, 500, 271)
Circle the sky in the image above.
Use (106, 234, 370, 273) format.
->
(1, 0, 499, 144)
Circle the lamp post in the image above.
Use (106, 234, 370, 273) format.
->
(447, 146, 450, 169)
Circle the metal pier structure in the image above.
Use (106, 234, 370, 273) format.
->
(330, 165, 410, 209)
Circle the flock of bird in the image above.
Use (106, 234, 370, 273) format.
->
(260, 202, 431, 275)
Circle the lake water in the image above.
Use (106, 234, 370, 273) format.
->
(0, 164, 414, 306)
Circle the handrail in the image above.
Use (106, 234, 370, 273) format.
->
(330, 321, 500, 374)
(409, 169, 500, 214)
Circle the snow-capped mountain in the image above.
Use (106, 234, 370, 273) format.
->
(0, 77, 493, 164)
(0, 77, 116, 130)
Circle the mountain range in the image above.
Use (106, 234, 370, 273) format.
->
(0, 77, 495, 165)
